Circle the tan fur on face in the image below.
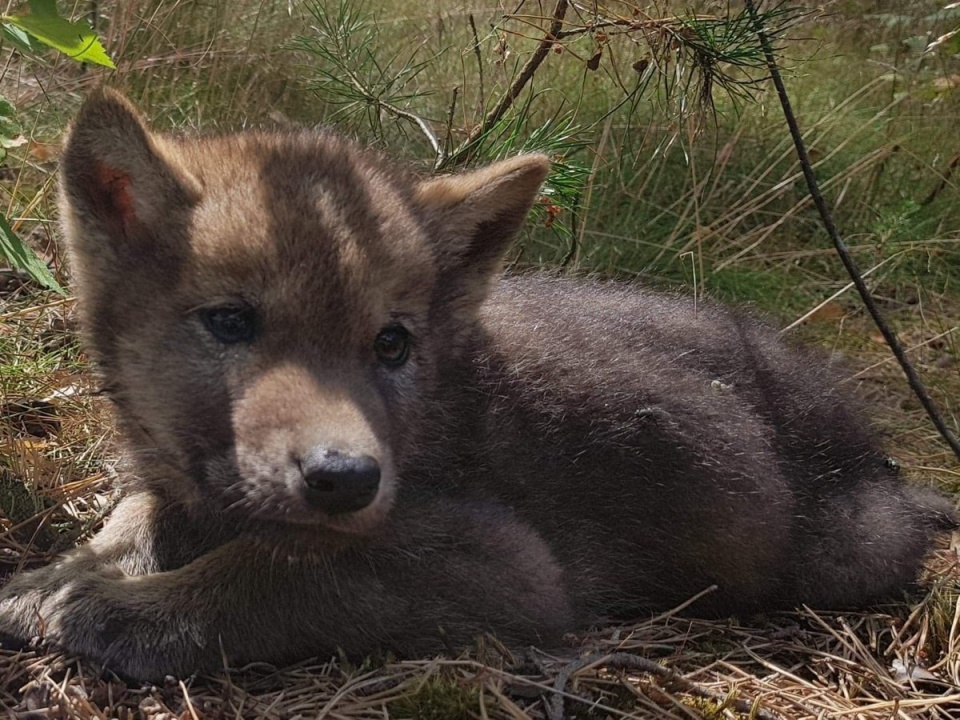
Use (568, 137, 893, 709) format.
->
(205, 361, 397, 533)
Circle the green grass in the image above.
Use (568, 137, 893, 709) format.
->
(9, 2, 960, 305)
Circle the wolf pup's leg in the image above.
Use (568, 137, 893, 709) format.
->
(0, 498, 572, 681)
(0, 492, 177, 648)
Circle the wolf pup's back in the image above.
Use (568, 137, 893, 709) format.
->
(0, 89, 954, 681)
(448, 276, 955, 615)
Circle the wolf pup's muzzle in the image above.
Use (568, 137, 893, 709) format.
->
(300, 447, 381, 515)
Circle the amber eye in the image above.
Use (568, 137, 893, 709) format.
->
(199, 305, 257, 344)
(374, 325, 411, 368)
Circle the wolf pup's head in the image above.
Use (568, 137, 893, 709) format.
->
(59, 89, 548, 534)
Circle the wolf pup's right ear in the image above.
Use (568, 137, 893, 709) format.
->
(59, 89, 201, 256)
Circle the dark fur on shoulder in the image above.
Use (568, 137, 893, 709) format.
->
(0, 89, 954, 681)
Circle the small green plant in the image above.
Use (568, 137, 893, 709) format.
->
(2, 0, 114, 67)
(0, 0, 115, 293)
(387, 676, 481, 720)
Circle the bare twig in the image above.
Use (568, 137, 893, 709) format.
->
(562, 115, 612, 269)
(744, 0, 960, 462)
(546, 652, 783, 720)
(388, 104, 442, 162)
(467, 13, 484, 114)
(919, 151, 960, 207)
(552, 14, 708, 41)
(442, 87, 459, 160)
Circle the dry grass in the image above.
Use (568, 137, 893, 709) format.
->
(2, 0, 960, 717)
(0, 545, 958, 718)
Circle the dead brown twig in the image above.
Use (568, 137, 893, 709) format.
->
(546, 651, 783, 720)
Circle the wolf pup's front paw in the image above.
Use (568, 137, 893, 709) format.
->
(2, 564, 204, 680)
(41, 576, 208, 680)
(0, 546, 123, 647)
(0, 595, 43, 650)
(45, 582, 183, 679)
(0, 565, 69, 648)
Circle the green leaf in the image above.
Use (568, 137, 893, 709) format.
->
(1, 22, 43, 53)
(4, 3, 115, 68)
(0, 212, 64, 293)
(0, 95, 25, 163)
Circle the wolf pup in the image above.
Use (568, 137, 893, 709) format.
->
(0, 89, 954, 681)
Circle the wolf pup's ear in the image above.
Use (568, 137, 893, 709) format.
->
(415, 155, 549, 309)
(59, 89, 201, 254)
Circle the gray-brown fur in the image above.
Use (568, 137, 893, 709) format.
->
(0, 89, 954, 681)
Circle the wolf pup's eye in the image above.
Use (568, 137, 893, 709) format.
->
(375, 325, 411, 368)
(199, 305, 257, 344)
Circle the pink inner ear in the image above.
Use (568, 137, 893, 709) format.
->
(92, 162, 137, 235)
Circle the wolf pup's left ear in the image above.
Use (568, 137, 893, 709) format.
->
(59, 88, 201, 256)
(415, 155, 549, 308)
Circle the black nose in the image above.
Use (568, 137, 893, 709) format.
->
(300, 448, 381, 515)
